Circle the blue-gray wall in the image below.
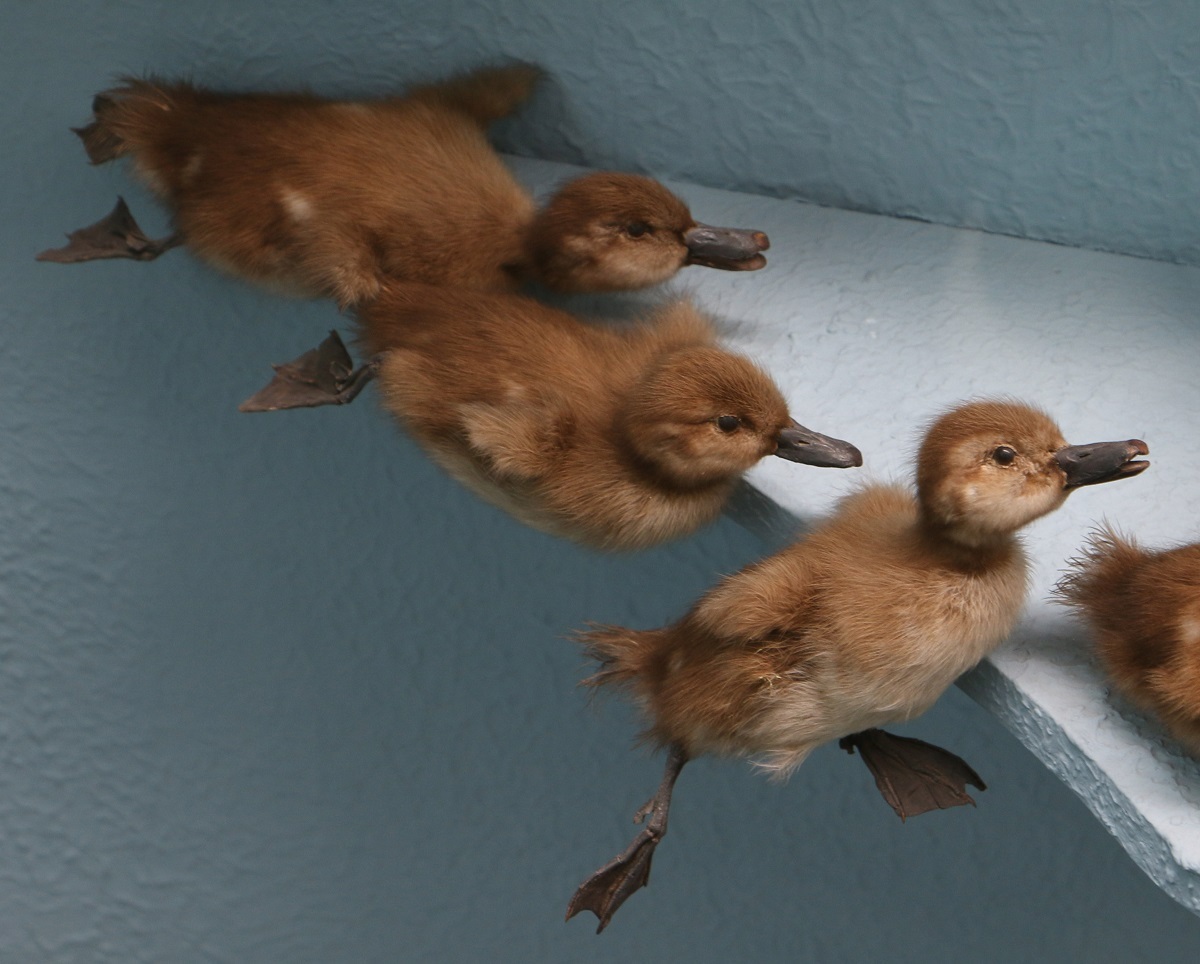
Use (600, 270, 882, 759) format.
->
(5, 2, 1200, 960)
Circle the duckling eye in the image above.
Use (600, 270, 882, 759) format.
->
(716, 415, 741, 433)
(625, 222, 652, 238)
(992, 445, 1017, 466)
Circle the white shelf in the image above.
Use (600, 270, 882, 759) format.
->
(511, 155, 1200, 914)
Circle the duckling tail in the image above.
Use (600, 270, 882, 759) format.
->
(1054, 524, 1142, 612)
(406, 63, 543, 127)
(73, 99, 125, 165)
(575, 624, 661, 693)
(73, 77, 183, 165)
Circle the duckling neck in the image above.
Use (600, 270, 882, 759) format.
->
(493, 213, 540, 287)
(622, 445, 738, 495)
(514, 209, 556, 287)
(519, 207, 607, 292)
(916, 513, 1019, 568)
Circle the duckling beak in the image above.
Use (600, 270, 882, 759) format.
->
(683, 224, 770, 271)
(774, 420, 863, 468)
(1055, 439, 1150, 488)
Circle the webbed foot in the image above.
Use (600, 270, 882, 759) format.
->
(239, 330, 379, 412)
(566, 821, 661, 934)
(840, 728, 986, 821)
(37, 197, 181, 263)
(566, 744, 687, 933)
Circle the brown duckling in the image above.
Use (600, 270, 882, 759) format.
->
(242, 282, 860, 550)
(46, 65, 769, 303)
(566, 400, 1149, 931)
(1056, 528, 1200, 756)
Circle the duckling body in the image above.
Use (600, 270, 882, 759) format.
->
(568, 400, 1149, 930)
(69, 66, 768, 303)
(352, 283, 859, 551)
(626, 484, 1028, 772)
(1057, 529, 1200, 756)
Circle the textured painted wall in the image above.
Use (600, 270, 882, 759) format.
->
(6, 2, 1200, 961)
(20, 0, 1200, 265)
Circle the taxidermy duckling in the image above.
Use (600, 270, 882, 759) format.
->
(40, 65, 770, 303)
(1056, 528, 1200, 756)
(567, 400, 1149, 931)
(242, 283, 861, 550)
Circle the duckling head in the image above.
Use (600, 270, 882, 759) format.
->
(917, 400, 1149, 548)
(528, 173, 769, 292)
(619, 347, 861, 487)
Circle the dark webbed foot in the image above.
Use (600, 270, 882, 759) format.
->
(36, 197, 181, 263)
(840, 728, 986, 821)
(567, 745, 687, 933)
(239, 331, 380, 412)
(566, 817, 660, 934)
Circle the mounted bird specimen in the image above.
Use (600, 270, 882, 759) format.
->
(241, 283, 861, 551)
(40, 65, 769, 303)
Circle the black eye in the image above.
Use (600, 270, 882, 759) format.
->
(625, 222, 651, 238)
(992, 446, 1017, 465)
(716, 415, 741, 433)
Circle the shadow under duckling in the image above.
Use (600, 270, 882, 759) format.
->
(566, 399, 1149, 931)
(39, 65, 769, 304)
(243, 282, 861, 551)
(1055, 528, 1200, 757)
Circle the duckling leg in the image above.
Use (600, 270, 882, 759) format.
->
(239, 331, 380, 413)
(36, 197, 181, 263)
(839, 728, 986, 821)
(566, 744, 688, 934)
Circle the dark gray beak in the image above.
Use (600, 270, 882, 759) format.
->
(1055, 439, 1150, 488)
(775, 419, 863, 468)
(683, 223, 769, 271)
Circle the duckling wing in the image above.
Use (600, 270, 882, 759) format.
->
(691, 548, 823, 645)
(36, 197, 180, 263)
(839, 729, 986, 821)
(460, 395, 573, 481)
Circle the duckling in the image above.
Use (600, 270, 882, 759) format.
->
(566, 400, 1150, 931)
(1056, 528, 1200, 756)
(43, 65, 769, 302)
(242, 282, 861, 550)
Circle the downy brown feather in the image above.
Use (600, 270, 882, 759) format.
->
(1057, 528, 1200, 755)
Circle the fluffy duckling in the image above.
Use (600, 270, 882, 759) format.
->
(1056, 528, 1200, 756)
(49, 65, 769, 303)
(242, 283, 861, 550)
(567, 400, 1149, 930)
